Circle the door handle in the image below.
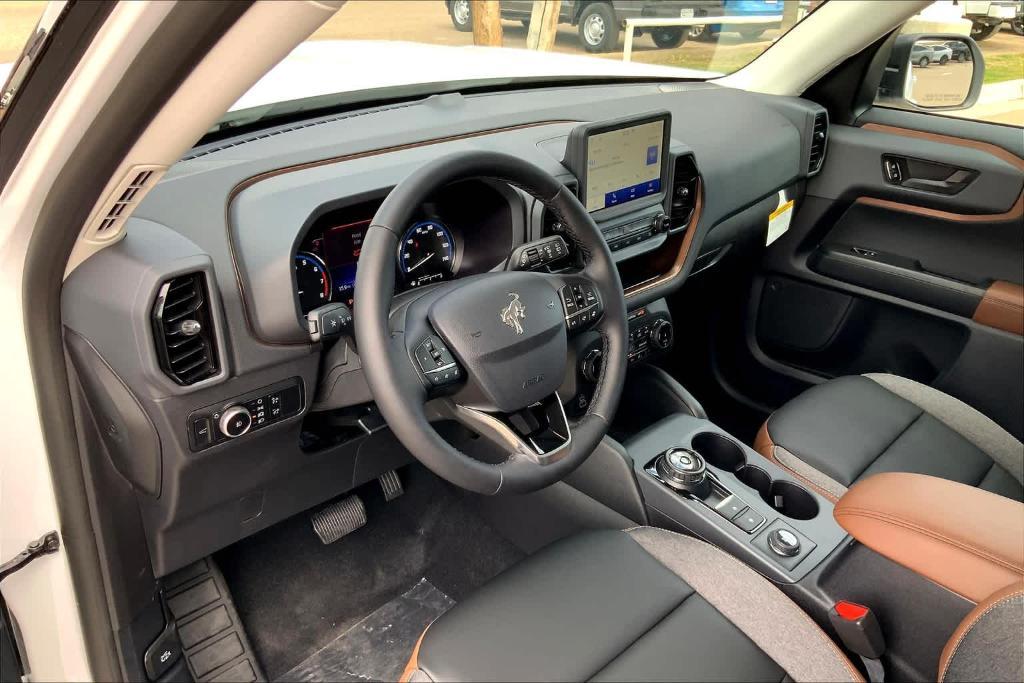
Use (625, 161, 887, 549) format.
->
(880, 155, 976, 195)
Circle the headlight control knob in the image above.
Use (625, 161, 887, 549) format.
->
(219, 406, 252, 438)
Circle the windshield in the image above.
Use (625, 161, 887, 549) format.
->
(210, 0, 821, 135)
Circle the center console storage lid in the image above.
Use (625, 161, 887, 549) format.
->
(834, 472, 1024, 603)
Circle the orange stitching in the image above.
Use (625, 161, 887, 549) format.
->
(939, 590, 1024, 681)
(835, 508, 1024, 573)
(768, 447, 842, 502)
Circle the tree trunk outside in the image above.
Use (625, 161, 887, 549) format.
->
(472, 0, 503, 47)
(526, 0, 561, 51)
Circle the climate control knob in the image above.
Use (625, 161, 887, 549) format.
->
(650, 319, 674, 350)
(218, 405, 252, 438)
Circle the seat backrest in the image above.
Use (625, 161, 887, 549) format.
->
(938, 581, 1024, 682)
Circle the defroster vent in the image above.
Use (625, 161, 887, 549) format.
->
(152, 273, 219, 385)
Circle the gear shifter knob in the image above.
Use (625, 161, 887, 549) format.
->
(655, 447, 710, 498)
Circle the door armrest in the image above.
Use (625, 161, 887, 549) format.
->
(834, 472, 1024, 603)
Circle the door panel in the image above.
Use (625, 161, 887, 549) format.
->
(810, 125, 1023, 216)
(749, 112, 1024, 439)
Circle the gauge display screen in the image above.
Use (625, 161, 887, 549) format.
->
(294, 252, 331, 314)
(294, 216, 459, 316)
(321, 219, 368, 306)
(398, 220, 455, 288)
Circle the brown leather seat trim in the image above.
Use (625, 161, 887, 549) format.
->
(754, 420, 841, 503)
(973, 280, 1024, 336)
(834, 473, 1024, 604)
(938, 581, 1024, 681)
(400, 629, 428, 682)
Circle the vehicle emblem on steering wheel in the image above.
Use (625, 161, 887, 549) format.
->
(500, 292, 526, 335)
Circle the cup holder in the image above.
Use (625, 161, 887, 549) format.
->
(736, 465, 819, 521)
(690, 432, 745, 472)
(688, 431, 820, 520)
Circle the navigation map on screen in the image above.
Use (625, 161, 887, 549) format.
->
(584, 120, 664, 212)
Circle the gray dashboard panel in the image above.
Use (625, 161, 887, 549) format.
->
(63, 81, 826, 575)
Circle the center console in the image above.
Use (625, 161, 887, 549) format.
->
(625, 413, 848, 583)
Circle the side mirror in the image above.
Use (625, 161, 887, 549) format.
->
(877, 34, 985, 111)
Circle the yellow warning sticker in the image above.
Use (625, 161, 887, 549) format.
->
(767, 199, 795, 246)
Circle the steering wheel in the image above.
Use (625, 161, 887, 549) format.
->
(354, 151, 627, 495)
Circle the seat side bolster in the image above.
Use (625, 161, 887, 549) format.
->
(863, 373, 1024, 486)
(938, 582, 1024, 682)
(627, 527, 864, 683)
(400, 629, 433, 683)
(755, 421, 847, 502)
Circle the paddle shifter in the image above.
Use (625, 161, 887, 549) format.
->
(655, 448, 710, 498)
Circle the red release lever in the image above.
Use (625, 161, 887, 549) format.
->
(835, 600, 869, 622)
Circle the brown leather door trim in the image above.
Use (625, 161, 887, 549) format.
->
(854, 194, 1024, 223)
(860, 123, 1024, 172)
(857, 123, 1024, 222)
(973, 280, 1024, 336)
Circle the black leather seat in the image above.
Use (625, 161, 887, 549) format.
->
(755, 373, 1023, 503)
(402, 528, 862, 682)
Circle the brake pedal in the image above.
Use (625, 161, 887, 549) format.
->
(311, 495, 366, 545)
(380, 470, 404, 502)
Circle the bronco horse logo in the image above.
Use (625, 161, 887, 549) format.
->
(500, 292, 526, 335)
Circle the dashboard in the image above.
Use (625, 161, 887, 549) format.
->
(60, 80, 828, 577)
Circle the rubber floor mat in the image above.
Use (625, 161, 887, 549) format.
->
(278, 579, 454, 682)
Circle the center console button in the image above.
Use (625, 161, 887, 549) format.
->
(714, 495, 746, 520)
(767, 528, 801, 557)
(732, 508, 766, 533)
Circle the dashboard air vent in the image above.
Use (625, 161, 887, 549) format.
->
(152, 273, 219, 385)
(808, 112, 828, 174)
(669, 155, 699, 229)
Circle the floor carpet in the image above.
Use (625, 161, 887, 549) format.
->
(216, 465, 524, 680)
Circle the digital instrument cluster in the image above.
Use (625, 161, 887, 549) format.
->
(294, 217, 458, 315)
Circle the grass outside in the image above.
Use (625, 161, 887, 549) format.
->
(984, 53, 1024, 84)
(631, 43, 768, 76)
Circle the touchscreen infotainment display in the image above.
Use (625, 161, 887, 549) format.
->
(584, 119, 664, 212)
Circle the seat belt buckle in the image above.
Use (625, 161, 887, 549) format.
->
(829, 600, 886, 681)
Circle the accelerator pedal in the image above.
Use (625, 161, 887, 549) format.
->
(380, 470, 404, 502)
(311, 495, 366, 545)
